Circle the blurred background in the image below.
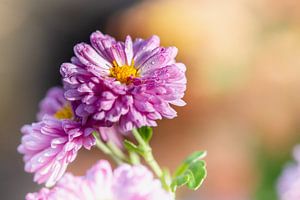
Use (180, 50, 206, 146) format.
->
(1, 0, 300, 199)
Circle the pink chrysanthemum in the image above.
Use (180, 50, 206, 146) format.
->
(60, 31, 186, 132)
(37, 87, 66, 121)
(26, 160, 174, 200)
(277, 145, 300, 200)
(18, 87, 95, 187)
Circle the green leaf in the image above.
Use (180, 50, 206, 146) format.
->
(174, 151, 207, 177)
(186, 160, 206, 190)
(171, 151, 207, 192)
(137, 126, 153, 143)
(171, 174, 190, 192)
(185, 151, 207, 165)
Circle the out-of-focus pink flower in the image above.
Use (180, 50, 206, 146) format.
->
(26, 160, 174, 200)
(277, 145, 300, 200)
(18, 87, 95, 187)
(112, 163, 173, 200)
(37, 87, 67, 121)
(60, 31, 186, 132)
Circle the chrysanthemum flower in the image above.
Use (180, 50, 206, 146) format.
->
(26, 160, 174, 200)
(36, 87, 68, 121)
(60, 31, 186, 132)
(18, 87, 95, 187)
(277, 145, 300, 200)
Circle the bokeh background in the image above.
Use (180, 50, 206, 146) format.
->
(1, 0, 300, 199)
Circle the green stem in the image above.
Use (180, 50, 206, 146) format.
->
(132, 128, 163, 178)
(132, 128, 173, 192)
(92, 132, 124, 165)
(107, 141, 129, 162)
(129, 151, 140, 165)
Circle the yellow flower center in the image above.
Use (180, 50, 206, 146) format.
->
(54, 103, 73, 119)
(109, 60, 139, 84)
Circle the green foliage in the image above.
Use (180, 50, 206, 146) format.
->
(182, 151, 207, 168)
(137, 126, 153, 143)
(171, 151, 207, 192)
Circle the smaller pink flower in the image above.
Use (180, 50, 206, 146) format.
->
(26, 160, 174, 200)
(18, 87, 95, 187)
(37, 87, 66, 121)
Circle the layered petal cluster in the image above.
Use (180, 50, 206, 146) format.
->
(277, 145, 300, 200)
(26, 160, 174, 200)
(61, 31, 186, 132)
(18, 87, 95, 187)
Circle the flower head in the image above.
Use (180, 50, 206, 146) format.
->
(277, 145, 300, 200)
(18, 87, 95, 187)
(37, 87, 69, 121)
(61, 31, 186, 132)
(26, 160, 174, 200)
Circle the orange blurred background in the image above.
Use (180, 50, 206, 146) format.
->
(1, 0, 300, 199)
